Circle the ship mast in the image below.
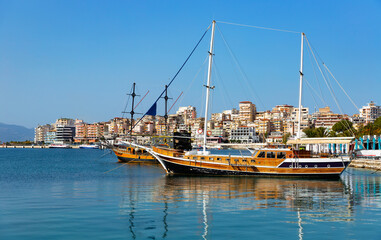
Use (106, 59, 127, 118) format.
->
(297, 33, 305, 139)
(162, 84, 172, 135)
(128, 83, 138, 138)
(202, 20, 216, 153)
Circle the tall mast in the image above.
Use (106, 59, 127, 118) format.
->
(297, 33, 305, 139)
(163, 85, 171, 134)
(130, 83, 137, 137)
(203, 20, 216, 152)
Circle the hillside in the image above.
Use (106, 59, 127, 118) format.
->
(0, 123, 34, 143)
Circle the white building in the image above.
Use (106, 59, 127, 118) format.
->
(360, 101, 381, 124)
(229, 126, 260, 143)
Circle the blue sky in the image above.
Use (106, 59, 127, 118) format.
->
(1, 0, 380, 128)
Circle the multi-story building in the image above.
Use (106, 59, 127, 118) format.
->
(44, 130, 56, 144)
(270, 119, 284, 133)
(55, 118, 75, 127)
(55, 118, 75, 144)
(34, 124, 52, 144)
(177, 106, 197, 125)
(86, 124, 100, 142)
(271, 104, 294, 120)
(359, 101, 381, 124)
(55, 124, 75, 144)
(229, 126, 260, 143)
(314, 107, 346, 129)
(239, 101, 256, 123)
(272, 104, 294, 115)
(290, 107, 309, 134)
(74, 120, 87, 143)
(350, 114, 365, 129)
(253, 119, 271, 135)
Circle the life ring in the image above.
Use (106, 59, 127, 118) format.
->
(207, 130, 212, 136)
(197, 128, 203, 134)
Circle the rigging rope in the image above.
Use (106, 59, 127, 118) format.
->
(129, 24, 211, 134)
(306, 43, 327, 106)
(305, 35, 356, 137)
(177, 55, 209, 108)
(134, 90, 149, 110)
(216, 24, 265, 110)
(304, 77, 320, 109)
(212, 59, 235, 110)
(216, 21, 301, 34)
(323, 63, 359, 111)
(122, 85, 133, 118)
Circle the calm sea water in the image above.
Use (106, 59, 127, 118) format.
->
(1, 149, 381, 240)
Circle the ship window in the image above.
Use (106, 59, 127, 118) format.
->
(210, 158, 214, 160)
(200, 157, 205, 160)
(217, 158, 221, 161)
(251, 160, 256, 163)
(234, 159, 239, 162)
(193, 157, 197, 160)
(242, 159, 247, 162)
(267, 152, 276, 158)
(277, 152, 286, 159)
(257, 151, 266, 158)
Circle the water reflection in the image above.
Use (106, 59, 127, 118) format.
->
(118, 167, 381, 239)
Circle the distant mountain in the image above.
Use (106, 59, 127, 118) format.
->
(0, 123, 34, 143)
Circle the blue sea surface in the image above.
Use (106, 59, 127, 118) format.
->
(1, 148, 381, 239)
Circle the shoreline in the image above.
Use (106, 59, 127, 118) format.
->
(349, 158, 381, 171)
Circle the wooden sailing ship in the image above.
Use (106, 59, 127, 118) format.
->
(144, 20, 354, 177)
(113, 144, 155, 163)
(112, 83, 189, 163)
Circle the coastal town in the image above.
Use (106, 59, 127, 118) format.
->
(29, 100, 381, 147)
(2, 1, 381, 238)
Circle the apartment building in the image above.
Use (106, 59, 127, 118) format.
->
(359, 101, 381, 124)
(239, 101, 256, 123)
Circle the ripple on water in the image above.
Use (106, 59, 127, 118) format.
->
(1, 149, 381, 239)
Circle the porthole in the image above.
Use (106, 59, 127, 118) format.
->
(305, 165, 308, 168)
(298, 165, 302, 168)
(289, 165, 293, 168)
(314, 165, 317, 168)
(327, 164, 330, 168)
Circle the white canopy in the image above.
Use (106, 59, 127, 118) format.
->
(287, 137, 354, 145)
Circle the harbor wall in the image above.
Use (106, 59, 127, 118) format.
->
(349, 158, 381, 171)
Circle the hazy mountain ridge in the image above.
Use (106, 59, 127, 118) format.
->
(0, 123, 34, 142)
